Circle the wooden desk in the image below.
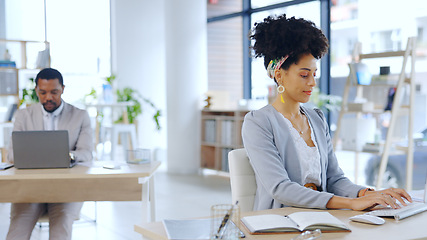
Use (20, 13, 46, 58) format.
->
(0, 161, 161, 222)
(134, 207, 427, 239)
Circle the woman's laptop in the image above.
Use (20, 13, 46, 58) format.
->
(12, 130, 75, 169)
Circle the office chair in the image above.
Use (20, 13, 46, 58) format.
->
(228, 148, 257, 213)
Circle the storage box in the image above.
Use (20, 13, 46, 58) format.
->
(340, 118, 376, 151)
(347, 102, 374, 112)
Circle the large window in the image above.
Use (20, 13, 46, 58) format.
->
(207, 17, 243, 106)
(251, 2, 321, 102)
(207, 0, 327, 108)
(329, 0, 427, 132)
(1, 0, 110, 106)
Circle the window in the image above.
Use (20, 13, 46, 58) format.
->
(207, 0, 242, 18)
(207, 17, 243, 106)
(207, 0, 326, 106)
(251, 2, 321, 102)
(1, 0, 110, 106)
(329, 0, 427, 133)
(251, 0, 294, 8)
(330, 0, 427, 78)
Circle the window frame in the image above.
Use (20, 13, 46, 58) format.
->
(207, 0, 331, 100)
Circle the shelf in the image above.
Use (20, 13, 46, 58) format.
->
(343, 109, 385, 114)
(200, 109, 248, 172)
(360, 50, 406, 59)
(333, 37, 417, 189)
(0, 39, 50, 106)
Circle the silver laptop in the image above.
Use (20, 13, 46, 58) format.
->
(12, 130, 75, 169)
(367, 173, 427, 220)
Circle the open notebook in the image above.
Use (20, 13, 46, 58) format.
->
(366, 174, 427, 220)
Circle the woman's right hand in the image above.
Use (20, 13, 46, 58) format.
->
(350, 188, 412, 211)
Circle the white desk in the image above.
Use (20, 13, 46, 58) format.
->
(0, 161, 161, 222)
(134, 206, 427, 239)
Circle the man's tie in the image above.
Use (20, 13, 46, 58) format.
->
(47, 114, 55, 130)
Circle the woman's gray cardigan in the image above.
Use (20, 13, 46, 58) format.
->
(242, 105, 365, 211)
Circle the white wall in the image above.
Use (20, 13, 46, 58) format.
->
(165, 0, 207, 173)
(110, 0, 167, 153)
(0, 0, 5, 55)
(110, 0, 207, 173)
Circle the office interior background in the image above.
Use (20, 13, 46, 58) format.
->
(1, 0, 427, 179)
(0, 0, 427, 237)
(1, 0, 427, 177)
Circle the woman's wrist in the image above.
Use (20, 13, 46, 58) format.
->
(326, 196, 352, 209)
(358, 188, 375, 197)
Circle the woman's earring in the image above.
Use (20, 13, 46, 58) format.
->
(277, 85, 285, 103)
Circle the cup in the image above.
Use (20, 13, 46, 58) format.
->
(379, 66, 390, 75)
(126, 148, 151, 164)
(210, 204, 241, 240)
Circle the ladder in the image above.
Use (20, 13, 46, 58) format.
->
(333, 37, 417, 190)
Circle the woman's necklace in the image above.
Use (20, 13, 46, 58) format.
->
(288, 112, 306, 135)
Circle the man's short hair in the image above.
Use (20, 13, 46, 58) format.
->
(35, 68, 64, 86)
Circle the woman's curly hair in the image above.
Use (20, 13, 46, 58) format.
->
(250, 14, 329, 72)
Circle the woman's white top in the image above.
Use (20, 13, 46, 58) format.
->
(282, 115, 321, 186)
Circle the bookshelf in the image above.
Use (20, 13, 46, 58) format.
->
(0, 39, 50, 103)
(0, 39, 50, 162)
(333, 37, 417, 190)
(200, 109, 248, 172)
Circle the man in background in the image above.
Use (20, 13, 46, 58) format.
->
(7, 68, 93, 240)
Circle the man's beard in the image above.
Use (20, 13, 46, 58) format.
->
(42, 100, 58, 113)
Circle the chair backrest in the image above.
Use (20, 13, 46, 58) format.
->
(228, 148, 256, 212)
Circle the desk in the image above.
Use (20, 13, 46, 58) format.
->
(0, 161, 160, 222)
(134, 207, 427, 239)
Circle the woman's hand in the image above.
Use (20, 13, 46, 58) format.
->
(351, 188, 412, 211)
(326, 188, 412, 211)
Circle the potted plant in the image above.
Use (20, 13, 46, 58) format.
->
(84, 74, 162, 131)
(115, 87, 161, 130)
(309, 87, 342, 113)
(20, 78, 39, 107)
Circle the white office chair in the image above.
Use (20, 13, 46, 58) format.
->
(228, 148, 257, 213)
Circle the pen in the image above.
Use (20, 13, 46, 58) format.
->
(285, 215, 300, 228)
(215, 201, 239, 239)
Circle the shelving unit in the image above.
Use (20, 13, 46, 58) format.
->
(200, 109, 247, 172)
(0, 39, 50, 103)
(0, 39, 50, 162)
(333, 37, 417, 190)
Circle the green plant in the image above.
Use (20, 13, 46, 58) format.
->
(84, 87, 98, 103)
(310, 87, 342, 112)
(20, 78, 39, 106)
(116, 87, 161, 130)
(105, 74, 116, 85)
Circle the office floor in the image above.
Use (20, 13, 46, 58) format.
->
(0, 150, 368, 240)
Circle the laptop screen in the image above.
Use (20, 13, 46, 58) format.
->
(12, 130, 71, 169)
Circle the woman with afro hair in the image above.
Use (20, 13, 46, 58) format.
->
(242, 14, 411, 211)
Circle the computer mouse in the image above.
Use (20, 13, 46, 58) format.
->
(349, 214, 385, 225)
(102, 164, 121, 170)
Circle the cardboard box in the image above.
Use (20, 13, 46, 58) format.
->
(340, 118, 376, 151)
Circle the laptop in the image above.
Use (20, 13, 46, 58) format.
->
(366, 174, 427, 220)
(12, 130, 76, 169)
